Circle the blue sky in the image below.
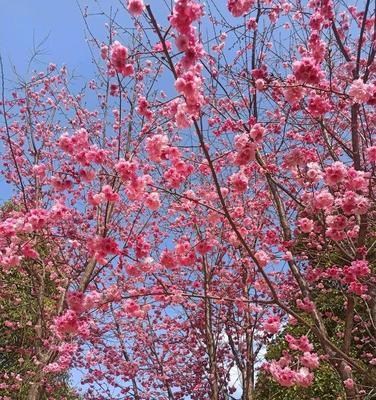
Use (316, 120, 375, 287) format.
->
(1, 1, 102, 78)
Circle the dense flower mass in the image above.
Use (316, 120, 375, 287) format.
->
(0, 0, 375, 399)
(293, 57, 324, 84)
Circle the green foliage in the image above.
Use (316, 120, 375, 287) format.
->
(0, 257, 80, 399)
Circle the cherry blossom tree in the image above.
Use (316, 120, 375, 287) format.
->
(0, 0, 375, 399)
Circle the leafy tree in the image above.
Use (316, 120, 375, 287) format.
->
(0, 205, 80, 399)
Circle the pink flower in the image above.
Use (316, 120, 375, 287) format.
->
(264, 315, 280, 334)
(247, 17, 258, 30)
(127, 0, 145, 17)
(346, 168, 369, 192)
(54, 310, 79, 336)
(123, 300, 142, 317)
(22, 244, 39, 259)
(366, 146, 376, 162)
(283, 83, 306, 105)
(286, 334, 313, 352)
(229, 171, 248, 193)
(250, 123, 265, 142)
(145, 134, 169, 162)
(296, 298, 314, 313)
(102, 185, 120, 202)
(300, 352, 320, 369)
(160, 249, 176, 269)
(100, 45, 108, 60)
(175, 103, 192, 128)
(298, 217, 314, 233)
(324, 161, 347, 186)
(293, 57, 324, 84)
(348, 260, 370, 278)
(145, 192, 161, 211)
(307, 95, 331, 116)
(67, 291, 86, 314)
(306, 162, 323, 183)
(110, 41, 129, 75)
(348, 79, 372, 104)
(255, 79, 266, 91)
(227, 0, 254, 17)
(343, 378, 355, 390)
(116, 159, 138, 182)
(169, 0, 204, 35)
(88, 236, 120, 264)
(234, 134, 256, 165)
(269, 363, 296, 387)
(339, 191, 369, 215)
(137, 96, 153, 120)
(295, 367, 314, 387)
(348, 281, 367, 296)
(313, 190, 334, 210)
(196, 240, 215, 255)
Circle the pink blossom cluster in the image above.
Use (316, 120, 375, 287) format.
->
(336, 191, 368, 216)
(169, 0, 205, 127)
(263, 315, 281, 334)
(88, 185, 120, 206)
(137, 96, 153, 120)
(255, 250, 270, 268)
(284, 148, 316, 169)
(0, 209, 54, 268)
(110, 41, 133, 76)
(115, 158, 154, 201)
(196, 237, 218, 255)
(59, 128, 89, 155)
(59, 129, 109, 167)
(234, 133, 257, 166)
(308, 32, 327, 64)
(88, 236, 120, 264)
(343, 260, 370, 296)
(227, 0, 254, 17)
(324, 161, 347, 186)
(229, 170, 249, 193)
(325, 215, 349, 241)
(44, 343, 78, 373)
(127, 0, 145, 17)
(293, 57, 324, 85)
(266, 334, 318, 387)
(282, 74, 307, 106)
(170, 0, 203, 36)
(145, 192, 161, 211)
(298, 217, 314, 233)
(68, 290, 102, 313)
(269, 363, 314, 387)
(170, 0, 204, 68)
(367, 146, 376, 162)
(145, 134, 169, 162)
(160, 238, 198, 269)
(296, 297, 315, 313)
(286, 334, 313, 352)
(163, 155, 194, 189)
(115, 159, 138, 182)
(307, 0, 334, 24)
(175, 68, 204, 112)
(307, 94, 331, 116)
(348, 79, 376, 104)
